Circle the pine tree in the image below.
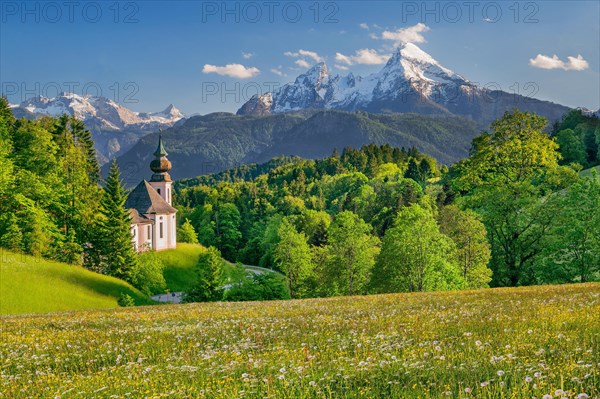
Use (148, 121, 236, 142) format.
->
(178, 218, 199, 244)
(184, 246, 224, 302)
(96, 159, 139, 280)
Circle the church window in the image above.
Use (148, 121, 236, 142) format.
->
(160, 222, 163, 238)
(157, 188, 161, 195)
(147, 225, 151, 238)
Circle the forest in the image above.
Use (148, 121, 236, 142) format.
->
(175, 109, 600, 299)
(1, 93, 600, 301)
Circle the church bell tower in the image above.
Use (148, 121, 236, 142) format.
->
(148, 131, 173, 205)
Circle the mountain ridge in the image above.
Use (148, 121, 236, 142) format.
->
(237, 43, 569, 126)
(10, 93, 185, 164)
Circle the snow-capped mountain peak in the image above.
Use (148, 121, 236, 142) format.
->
(16, 93, 184, 129)
(238, 42, 475, 116)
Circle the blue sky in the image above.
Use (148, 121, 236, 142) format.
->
(1, 1, 598, 115)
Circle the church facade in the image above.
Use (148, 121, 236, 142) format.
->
(126, 134, 177, 252)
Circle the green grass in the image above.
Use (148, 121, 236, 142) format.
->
(156, 243, 207, 291)
(1, 283, 598, 398)
(0, 250, 151, 315)
(157, 243, 280, 292)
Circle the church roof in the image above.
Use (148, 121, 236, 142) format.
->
(126, 180, 177, 215)
(129, 208, 154, 225)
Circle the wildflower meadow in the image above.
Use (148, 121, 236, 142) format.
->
(1, 283, 599, 398)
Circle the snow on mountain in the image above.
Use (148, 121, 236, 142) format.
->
(237, 43, 478, 116)
(16, 93, 184, 129)
(12, 93, 185, 164)
(237, 43, 568, 126)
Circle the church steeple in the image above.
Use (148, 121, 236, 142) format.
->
(150, 130, 172, 182)
(154, 131, 168, 157)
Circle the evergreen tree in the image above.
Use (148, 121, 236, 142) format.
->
(184, 246, 224, 302)
(178, 218, 199, 244)
(96, 159, 139, 280)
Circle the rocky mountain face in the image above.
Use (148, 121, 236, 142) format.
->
(110, 110, 481, 186)
(237, 43, 569, 126)
(10, 93, 184, 164)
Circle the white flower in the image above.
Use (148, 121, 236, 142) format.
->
(309, 381, 316, 386)
(279, 367, 286, 373)
(534, 372, 542, 378)
(475, 340, 482, 346)
(543, 395, 552, 399)
(576, 394, 589, 399)
(465, 387, 472, 393)
(554, 390, 565, 396)
(525, 376, 533, 383)
(497, 370, 505, 377)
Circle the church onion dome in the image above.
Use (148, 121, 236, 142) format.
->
(150, 131, 172, 176)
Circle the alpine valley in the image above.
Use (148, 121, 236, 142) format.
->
(110, 43, 573, 183)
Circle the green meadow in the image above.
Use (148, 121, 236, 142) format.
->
(0, 250, 151, 315)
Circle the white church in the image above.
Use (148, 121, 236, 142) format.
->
(126, 133, 177, 252)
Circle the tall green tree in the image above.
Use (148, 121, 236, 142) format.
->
(453, 110, 577, 286)
(95, 159, 139, 280)
(372, 203, 463, 293)
(555, 128, 586, 166)
(324, 211, 380, 296)
(538, 176, 600, 283)
(184, 246, 224, 302)
(215, 203, 242, 260)
(274, 218, 313, 297)
(438, 205, 492, 289)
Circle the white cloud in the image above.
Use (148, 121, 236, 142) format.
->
(335, 48, 390, 66)
(242, 51, 254, 59)
(202, 63, 260, 78)
(294, 59, 311, 69)
(380, 23, 430, 45)
(529, 54, 589, 71)
(271, 66, 287, 77)
(284, 49, 324, 63)
(359, 22, 369, 30)
(334, 64, 349, 71)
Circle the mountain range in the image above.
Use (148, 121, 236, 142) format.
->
(237, 43, 570, 126)
(10, 93, 185, 164)
(109, 110, 481, 186)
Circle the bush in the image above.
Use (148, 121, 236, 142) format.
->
(129, 251, 167, 296)
(117, 293, 135, 307)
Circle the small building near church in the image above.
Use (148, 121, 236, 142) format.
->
(126, 133, 177, 252)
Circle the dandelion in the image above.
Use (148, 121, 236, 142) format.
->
(465, 387, 472, 393)
(542, 395, 552, 399)
(576, 394, 589, 399)
(525, 376, 533, 383)
(497, 370, 505, 377)
(309, 381, 316, 386)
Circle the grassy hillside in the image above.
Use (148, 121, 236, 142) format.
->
(157, 243, 279, 292)
(0, 251, 151, 315)
(1, 283, 597, 398)
(155, 243, 207, 292)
